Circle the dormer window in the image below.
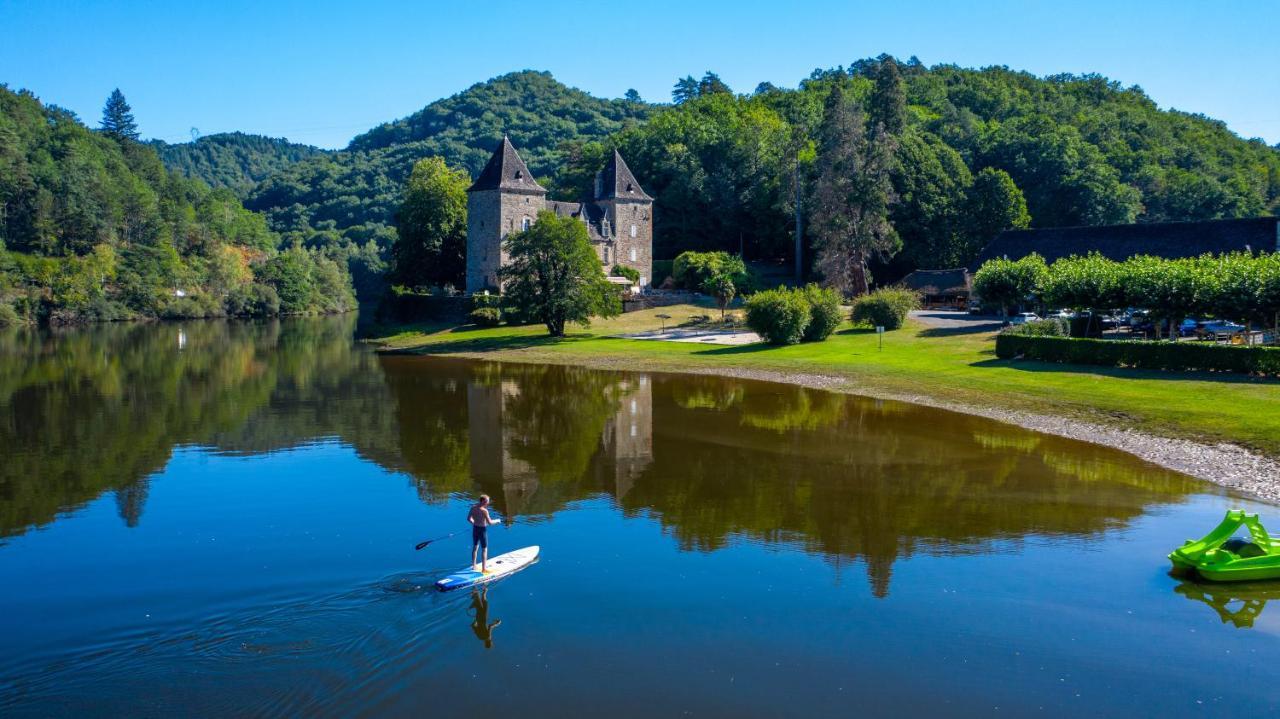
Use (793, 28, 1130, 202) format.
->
(626, 182, 634, 192)
(515, 170, 523, 180)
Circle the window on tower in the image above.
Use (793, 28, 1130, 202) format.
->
(629, 247, 637, 262)
(630, 224, 637, 238)
(522, 216, 531, 230)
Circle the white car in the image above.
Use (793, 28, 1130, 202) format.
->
(1008, 312, 1041, 325)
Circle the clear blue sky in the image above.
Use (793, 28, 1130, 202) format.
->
(3, 0, 1276, 149)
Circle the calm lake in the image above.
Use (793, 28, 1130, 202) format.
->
(1, 315, 1278, 717)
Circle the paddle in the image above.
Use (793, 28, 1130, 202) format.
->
(415, 516, 503, 550)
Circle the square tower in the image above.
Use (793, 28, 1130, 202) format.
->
(594, 150, 654, 287)
(465, 137, 547, 293)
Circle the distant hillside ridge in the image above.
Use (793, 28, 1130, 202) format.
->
(152, 132, 330, 196)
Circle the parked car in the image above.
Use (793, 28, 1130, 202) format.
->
(1200, 320, 1246, 335)
(1008, 312, 1041, 325)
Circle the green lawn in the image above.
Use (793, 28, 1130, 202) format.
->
(371, 302, 1280, 457)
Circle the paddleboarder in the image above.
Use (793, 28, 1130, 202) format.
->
(468, 494, 498, 572)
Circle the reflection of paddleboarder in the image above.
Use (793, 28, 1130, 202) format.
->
(469, 587, 502, 649)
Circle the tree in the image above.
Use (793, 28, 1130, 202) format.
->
(500, 211, 620, 336)
(698, 72, 732, 97)
(809, 82, 899, 295)
(965, 168, 1030, 253)
(868, 57, 906, 136)
(624, 89, 643, 104)
(391, 157, 469, 289)
(972, 253, 1048, 318)
(702, 272, 736, 321)
(100, 89, 139, 142)
(672, 76, 699, 104)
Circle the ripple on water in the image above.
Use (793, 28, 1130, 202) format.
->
(0, 571, 470, 717)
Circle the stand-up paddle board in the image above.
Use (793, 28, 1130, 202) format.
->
(435, 546, 540, 592)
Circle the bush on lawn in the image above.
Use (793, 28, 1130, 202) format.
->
(468, 307, 502, 326)
(745, 287, 811, 345)
(1003, 317, 1069, 337)
(995, 334, 1280, 375)
(850, 286, 919, 330)
(801, 284, 843, 342)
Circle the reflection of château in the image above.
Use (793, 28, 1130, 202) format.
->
(466, 371, 653, 514)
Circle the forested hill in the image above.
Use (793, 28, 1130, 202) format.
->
(0, 87, 356, 324)
(152, 132, 329, 195)
(223, 63, 1279, 285)
(239, 71, 653, 255)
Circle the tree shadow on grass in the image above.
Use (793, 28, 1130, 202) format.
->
(693, 342, 778, 356)
(971, 357, 1280, 386)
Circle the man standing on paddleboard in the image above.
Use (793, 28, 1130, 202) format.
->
(469, 495, 499, 572)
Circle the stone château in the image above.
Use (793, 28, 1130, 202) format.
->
(465, 137, 653, 293)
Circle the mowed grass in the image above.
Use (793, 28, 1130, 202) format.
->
(372, 301, 1280, 456)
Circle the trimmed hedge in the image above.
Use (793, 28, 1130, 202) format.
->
(995, 334, 1280, 375)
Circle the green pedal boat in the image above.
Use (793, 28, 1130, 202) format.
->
(1169, 510, 1280, 582)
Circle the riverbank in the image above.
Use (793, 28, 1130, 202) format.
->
(370, 303, 1280, 502)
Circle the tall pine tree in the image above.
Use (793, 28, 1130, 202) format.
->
(809, 82, 899, 296)
(100, 89, 138, 142)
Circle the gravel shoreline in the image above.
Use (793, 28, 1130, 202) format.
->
(382, 346, 1280, 503)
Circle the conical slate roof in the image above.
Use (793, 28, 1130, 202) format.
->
(595, 150, 652, 201)
(468, 136, 546, 194)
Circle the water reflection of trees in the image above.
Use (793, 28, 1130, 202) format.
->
(3, 323, 1204, 599)
(0, 316, 398, 539)
(390, 362, 1200, 598)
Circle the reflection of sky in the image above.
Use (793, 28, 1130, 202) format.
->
(4, 438, 1280, 715)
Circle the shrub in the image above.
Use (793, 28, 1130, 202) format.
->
(801, 284, 842, 342)
(469, 307, 502, 326)
(1003, 317, 1069, 337)
(994, 334, 1280, 375)
(672, 251, 751, 292)
(850, 286, 920, 330)
(611, 264, 640, 283)
(745, 287, 811, 345)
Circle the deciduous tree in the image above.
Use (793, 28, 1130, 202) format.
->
(500, 211, 620, 336)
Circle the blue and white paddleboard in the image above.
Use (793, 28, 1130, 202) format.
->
(435, 546, 540, 592)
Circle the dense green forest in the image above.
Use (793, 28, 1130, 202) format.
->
(239, 71, 651, 271)
(0, 86, 356, 324)
(152, 132, 329, 195)
(6, 58, 1280, 320)
(227, 62, 1280, 292)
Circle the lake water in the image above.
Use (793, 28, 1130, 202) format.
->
(1, 316, 1278, 717)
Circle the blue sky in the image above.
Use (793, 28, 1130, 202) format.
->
(2, 0, 1276, 149)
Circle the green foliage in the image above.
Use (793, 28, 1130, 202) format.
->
(392, 156, 469, 289)
(1041, 253, 1124, 310)
(745, 287, 812, 345)
(99, 89, 138, 142)
(995, 334, 1280, 375)
(1003, 317, 1070, 337)
(972, 253, 1049, 316)
(0, 301, 20, 326)
(850, 286, 920, 330)
(801, 283, 843, 341)
(702, 272, 737, 321)
(611, 264, 640, 283)
(499, 211, 621, 336)
(0, 87, 354, 322)
(672, 250, 751, 291)
(152, 133, 328, 195)
(468, 307, 502, 326)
